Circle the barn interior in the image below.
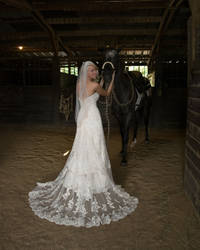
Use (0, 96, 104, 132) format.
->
(0, 0, 190, 126)
(0, 0, 200, 250)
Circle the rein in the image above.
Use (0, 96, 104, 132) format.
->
(112, 71, 135, 107)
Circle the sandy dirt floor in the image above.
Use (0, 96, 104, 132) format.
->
(0, 123, 200, 250)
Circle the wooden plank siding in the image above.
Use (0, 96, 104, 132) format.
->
(184, 12, 200, 216)
(0, 86, 54, 122)
(184, 74, 200, 215)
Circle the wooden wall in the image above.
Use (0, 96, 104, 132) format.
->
(0, 85, 54, 122)
(184, 5, 200, 216)
(0, 58, 60, 123)
(185, 69, 200, 216)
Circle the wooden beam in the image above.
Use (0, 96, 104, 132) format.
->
(44, 29, 157, 36)
(32, 1, 168, 11)
(0, 28, 186, 41)
(148, 0, 185, 65)
(163, 0, 185, 33)
(0, 54, 186, 62)
(1, 17, 33, 24)
(0, 0, 74, 57)
(31, 11, 59, 56)
(148, 0, 176, 65)
(0, 0, 31, 10)
(1, 16, 162, 24)
(0, 32, 48, 40)
(46, 16, 162, 24)
(0, 38, 186, 50)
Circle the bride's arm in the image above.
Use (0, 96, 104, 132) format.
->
(99, 78, 104, 87)
(95, 71, 115, 97)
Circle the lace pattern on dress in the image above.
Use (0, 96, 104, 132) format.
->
(29, 181, 138, 228)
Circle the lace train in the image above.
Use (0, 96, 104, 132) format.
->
(29, 181, 138, 228)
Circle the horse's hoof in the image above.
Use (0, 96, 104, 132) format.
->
(145, 139, 150, 144)
(120, 160, 127, 166)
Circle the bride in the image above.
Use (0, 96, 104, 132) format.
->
(28, 61, 138, 228)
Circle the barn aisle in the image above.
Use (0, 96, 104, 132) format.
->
(0, 123, 200, 250)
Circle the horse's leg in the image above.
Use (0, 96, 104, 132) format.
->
(119, 121, 124, 154)
(121, 112, 132, 166)
(130, 111, 139, 148)
(144, 102, 150, 142)
(115, 116, 124, 154)
(115, 114, 127, 156)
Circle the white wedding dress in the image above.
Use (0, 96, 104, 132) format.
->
(28, 92, 138, 227)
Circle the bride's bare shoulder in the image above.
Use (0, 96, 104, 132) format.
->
(93, 82, 100, 90)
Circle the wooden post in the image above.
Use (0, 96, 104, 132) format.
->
(52, 56, 60, 123)
(68, 61, 71, 75)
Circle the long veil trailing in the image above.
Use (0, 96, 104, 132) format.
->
(75, 61, 96, 122)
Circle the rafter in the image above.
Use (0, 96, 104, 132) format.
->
(0, 0, 31, 10)
(46, 16, 162, 25)
(0, 38, 186, 49)
(0, 0, 189, 61)
(0, 0, 74, 57)
(31, 11, 59, 56)
(32, 0, 168, 11)
(148, 0, 176, 65)
(148, 0, 185, 66)
(0, 28, 185, 41)
(1, 16, 162, 25)
(163, 0, 185, 33)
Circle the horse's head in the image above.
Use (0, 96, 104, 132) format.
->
(101, 48, 121, 86)
(101, 61, 115, 87)
(104, 49, 121, 69)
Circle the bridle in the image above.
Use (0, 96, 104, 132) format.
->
(102, 61, 115, 71)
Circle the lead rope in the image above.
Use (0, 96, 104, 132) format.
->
(100, 61, 116, 148)
(105, 94, 113, 146)
(99, 70, 134, 147)
(98, 92, 112, 147)
(112, 71, 134, 107)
